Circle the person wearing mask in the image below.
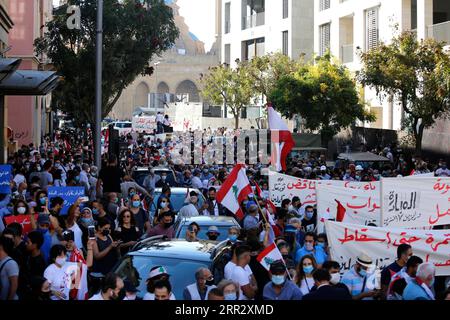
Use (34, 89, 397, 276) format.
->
(78, 207, 96, 249)
(122, 279, 140, 300)
(33, 190, 49, 214)
(88, 165, 98, 201)
(296, 255, 317, 295)
(153, 280, 173, 300)
(147, 211, 175, 239)
(206, 226, 220, 241)
(263, 260, 303, 300)
(143, 266, 176, 300)
(61, 230, 94, 300)
(341, 252, 379, 300)
(91, 218, 121, 276)
(96, 155, 124, 196)
(142, 168, 160, 195)
(287, 217, 305, 247)
(156, 185, 174, 212)
(32, 214, 52, 264)
(49, 196, 65, 228)
(120, 175, 150, 200)
(316, 233, 329, 256)
(65, 203, 84, 250)
(155, 172, 171, 188)
(12, 182, 28, 201)
(183, 267, 216, 300)
(115, 209, 140, 256)
(182, 170, 193, 188)
(321, 260, 350, 292)
(435, 161, 450, 177)
(242, 204, 259, 231)
(79, 164, 91, 194)
(202, 187, 227, 216)
(295, 232, 327, 266)
(301, 206, 317, 233)
(105, 192, 120, 221)
(380, 244, 413, 299)
(191, 169, 203, 190)
(128, 194, 150, 234)
(0, 235, 19, 300)
(89, 272, 124, 300)
(229, 245, 258, 300)
(277, 242, 296, 271)
(302, 269, 352, 300)
(179, 191, 201, 218)
(38, 160, 54, 190)
(387, 255, 423, 300)
(403, 262, 436, 300)
(185, 222, 200, 242)
(43, 244, 75, 300)
(217, 280, 239, 300)
(227, 226, 240, 243)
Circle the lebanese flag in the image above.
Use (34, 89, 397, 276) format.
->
(257, 242, 284, 271)
(68, 247, 88, 300)
(335, 199, 346, 222)
(216, 164, 253, 220)
(267, 103, 294, 172)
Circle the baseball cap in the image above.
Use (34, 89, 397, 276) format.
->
(148, 266, 170, 279)
(37, 214, 50, 226)
(355, 165, 363, 171)
(270, 260, 286, 274)
(207, 226, 220, 234)
(61, 229, 75, 242)
(320, 165, 327, 171)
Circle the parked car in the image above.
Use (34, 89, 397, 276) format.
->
(149, 187, 205, 217)
(113, 237, 232, 299)
(132, 166, 178, 188)
(174, 216, 240, 241)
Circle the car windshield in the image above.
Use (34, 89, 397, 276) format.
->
(133, 170, 177, 188)
(150, 192, 204, 215)
(114, 255, 210, 299)
(178, 225, 232, 241)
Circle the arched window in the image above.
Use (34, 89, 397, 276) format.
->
(175, 80, 200, 102)
(134, 82, 149, 108)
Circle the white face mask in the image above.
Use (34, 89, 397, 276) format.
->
(17, 207, 26, 214)
(330, 272, 341, 285)
(160, 202, 167, 208)
(55, 257, 66, 267)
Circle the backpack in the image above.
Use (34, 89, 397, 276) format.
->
(0, 258, 13, 295)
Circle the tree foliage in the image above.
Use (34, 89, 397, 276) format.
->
(269, 54, 375, 145)
(200, 62, 253, 129)
(35, 0, 179, 124)
(358, 31, 450, 155)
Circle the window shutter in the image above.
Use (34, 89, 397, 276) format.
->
(320, 23, 330, 56)
(366, 7, 379, 50)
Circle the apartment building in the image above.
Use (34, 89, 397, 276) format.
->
(315, 0, 450, 130)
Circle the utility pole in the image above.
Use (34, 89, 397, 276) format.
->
(94, 0, 103, 169)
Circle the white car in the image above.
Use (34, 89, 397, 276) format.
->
(106, 121, 133, 136)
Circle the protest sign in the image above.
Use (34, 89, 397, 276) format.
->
(325, 220, 450, 276)
(381, 177, 450, 228)
(316, 183, 381, 233)
(132, 116, 156, 133)
(0, 165, 12, 194)
(3, 214, 38, 234)
(47, 187, 85, 215)
(268, 171, 379, 207)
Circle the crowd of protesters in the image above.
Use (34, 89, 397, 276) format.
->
(0, 125, 448, 301)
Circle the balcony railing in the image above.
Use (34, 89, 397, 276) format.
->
(427, 21, 450, 44)
(341, 44, 353, 63)
(242, 12, 265, 30)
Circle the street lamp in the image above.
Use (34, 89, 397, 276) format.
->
(94, 0, 103, 170)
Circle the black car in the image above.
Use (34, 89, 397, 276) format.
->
(173, 216, 241, 242)
(113, 236, 232, 299)
(132, 166, 178, 188)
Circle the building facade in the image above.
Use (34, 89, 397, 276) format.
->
(314, 0, 450, 132)
(220, 0, 314, 67)
(6, 0, 53, 146)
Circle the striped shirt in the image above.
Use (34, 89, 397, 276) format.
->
(341, 266, 373, 300)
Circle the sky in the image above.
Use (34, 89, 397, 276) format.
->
(53, 0, 217, 52)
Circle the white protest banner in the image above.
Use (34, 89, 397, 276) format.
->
(269, 170, 379, 207)
(132, 116, 156, 132)
(404, 172, 435, 178)
(381, 177, 450, 228)
(316, 183, 381, 233)
(325, 220, 450, 276)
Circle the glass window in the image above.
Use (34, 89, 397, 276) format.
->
(178, 225, 233, 241)
(282, 0, 289, 19)
(282, 31, 289, 56)
(319, 0, 330, 11)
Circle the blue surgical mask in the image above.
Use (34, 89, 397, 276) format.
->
(303, 265, 314, 274)
(81, 217, 95, 225)
(129, 192, 136, 198)
(316, 242, 325, 248)
(92, 208, 99, 215)
(271, 275, 286, 285)
(224, 292, 236, 300)
(306, 211, 314, 219)
(359, 269, 367, 278)
(40, 197, 47, 205)
(229, 234, 238, 242)
(132, 200, 140, 208)
(75, 175, 80, 182)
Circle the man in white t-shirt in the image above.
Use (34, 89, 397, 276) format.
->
(224, 244, 253, 280)
(89, 272, 124, 300)
(229, 245, 258, 300)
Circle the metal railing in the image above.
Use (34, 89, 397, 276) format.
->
(427, 21, 450, 44)
(341, 44, 353, 63)
(242, 12, 265, 30)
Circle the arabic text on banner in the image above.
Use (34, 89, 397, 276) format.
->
(47, 187, 85, 215)
(381, 177, 450, 228)
(268, 170, 380, 207)
(325, 220, 450, 276)
(0, 164, 12, 194)
(316, 183, 381, 233)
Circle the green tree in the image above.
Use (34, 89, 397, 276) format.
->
(200, 62, 253, 129)
(35, 0, 179, 124)
(269, 54, 375, 146)
(358, 31, 450, 155)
